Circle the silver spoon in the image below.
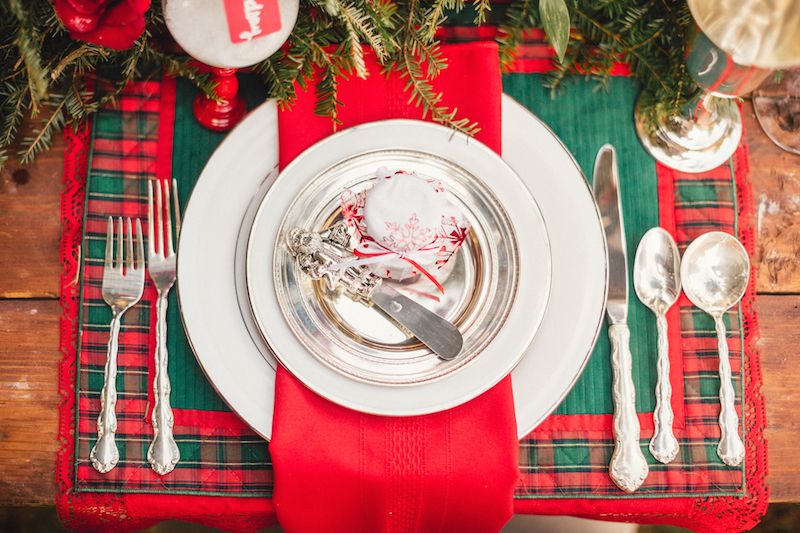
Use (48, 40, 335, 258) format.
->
(634, 227, 680, 464)
(681, 231, 749, 467)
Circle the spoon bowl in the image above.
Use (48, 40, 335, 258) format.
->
(681, 232, 750, 316)
(634, 227, 681, 314)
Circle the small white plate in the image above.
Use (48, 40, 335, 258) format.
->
(177, 95, 607, 439)
(247, 121, 552, 415)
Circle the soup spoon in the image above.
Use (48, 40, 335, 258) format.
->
(681, 231, 749, 466)
(634, 227, 681, 464)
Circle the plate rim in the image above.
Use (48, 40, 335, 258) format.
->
(502, 95, 609, 436)
(272, 146, 525, 387)
(246, 118, 553, 416)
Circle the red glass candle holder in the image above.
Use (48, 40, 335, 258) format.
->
(193, 66, 246, 132)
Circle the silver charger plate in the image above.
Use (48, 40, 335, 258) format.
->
(274, 149, 520, 385)
(247, 119, 552, 416)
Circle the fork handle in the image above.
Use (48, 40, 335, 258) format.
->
(148, 292, 180, 475)
(90, 313, 122, 473)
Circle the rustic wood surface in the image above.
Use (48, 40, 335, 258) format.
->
(0, 102, 798, 506)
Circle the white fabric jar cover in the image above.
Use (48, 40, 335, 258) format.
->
(340, 167, 470, 289)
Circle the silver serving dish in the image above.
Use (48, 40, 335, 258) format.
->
(271, 149, 519, 385)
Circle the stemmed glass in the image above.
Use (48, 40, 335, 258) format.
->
(635, 0, 800, 173)
(164, 0, 299, 131)
(753, 69, 800, 155)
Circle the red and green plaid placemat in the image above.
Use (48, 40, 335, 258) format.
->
(56, 25, 767, 533)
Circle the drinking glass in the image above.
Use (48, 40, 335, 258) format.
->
(753, 69, 800, 155)
(635, 0, 800, 173)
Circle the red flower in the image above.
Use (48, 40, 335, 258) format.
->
(54, 0, 151, 50)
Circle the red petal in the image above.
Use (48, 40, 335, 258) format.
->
(72, 14, 145, 50)
(100, 0, 151, 26)
(54, 0, 102, 32)
(66, 0, 108, 16)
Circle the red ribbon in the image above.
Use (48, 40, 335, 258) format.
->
(353, 248, 445, 294)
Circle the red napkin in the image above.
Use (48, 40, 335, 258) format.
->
(270, 42, 518, 533)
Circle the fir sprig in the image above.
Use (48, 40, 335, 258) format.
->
(1, 0, 698, 169)
(496, 0, 695, 120)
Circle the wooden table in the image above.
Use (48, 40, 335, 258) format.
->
(1, 103, 798, 506)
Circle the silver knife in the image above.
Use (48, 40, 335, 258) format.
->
(593, 144, 649, 493)
(286, 225, 463, 360)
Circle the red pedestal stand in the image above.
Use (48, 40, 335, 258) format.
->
(193, 67, 246, 132)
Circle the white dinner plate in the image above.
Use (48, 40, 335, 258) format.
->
(177, 95, 607, 440)
(247, 121, 552, 416)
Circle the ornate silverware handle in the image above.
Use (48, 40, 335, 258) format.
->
(287, 225, 379, 301)
(608, 324, 649, 492)
(91, 313, 122, 473)
(714, 314, 745, 466)
(147, 291, 180, 475)
(650, 313, 679, 464)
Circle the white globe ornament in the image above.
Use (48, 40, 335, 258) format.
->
(164, 0, 299, 130)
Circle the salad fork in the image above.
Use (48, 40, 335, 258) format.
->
(91, 217, 145, 473)
(147, 179, 181, 475)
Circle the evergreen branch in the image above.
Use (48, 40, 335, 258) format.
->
(497, 0, 537, 71)
(0, 83, 26, 149)
(472, 0, 491, 25)
(339, 0, 389, 61)
(50, 44, 109, 80)
(398, 51, 478, 136)
(10, 0, 48, 115)
(571, 5, 670, 94)
(421, 0, 451, 41)
(0, 0, 699, 166)
(18, 92, 67, 163)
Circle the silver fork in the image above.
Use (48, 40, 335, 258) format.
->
(91, 217, 145, 473)
(147, 179, 181, 475)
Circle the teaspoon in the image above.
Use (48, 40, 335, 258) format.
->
(634, 227, 680, 464)
(680, 231, 749, 466)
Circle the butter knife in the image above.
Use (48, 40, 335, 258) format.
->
(593, 144, 649, 493)
(286, 225, 463, 360)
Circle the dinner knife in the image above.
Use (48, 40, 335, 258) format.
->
(286, 225, 464, 360)
(593, 144, 649, 493)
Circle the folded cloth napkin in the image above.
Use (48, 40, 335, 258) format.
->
(270, 42, 518, 533)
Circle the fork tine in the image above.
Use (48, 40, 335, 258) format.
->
(164, 181, 174, 257)
(105, 217, 114, 268)
(147, 180, 157, 257)
(116, 217, 124, 272)
(172, 179, 181, 239)
(135, 218, 145, 270)
(156, 178, 164, 258)
(125, 218, 134, 270)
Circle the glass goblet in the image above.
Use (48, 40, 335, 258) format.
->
(634, 26, 770, 174)
(635, 0, 800, 173)
(753, 69, 800, 155)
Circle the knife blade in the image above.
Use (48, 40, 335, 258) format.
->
(593, 144, 649, 493)
(371, 284, 463, 360)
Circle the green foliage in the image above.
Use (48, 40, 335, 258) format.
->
(498, 0, 697, 121)
(539, 0, 569, 62)
(1, 0, 697, 168)
(0, 2, 215, 166)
